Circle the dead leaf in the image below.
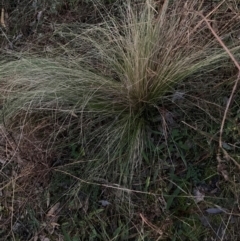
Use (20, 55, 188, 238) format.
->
(51, 222, 60, 227)
(0, 158, 6, 164)
(71, 111, 78, 118)
(172, 91, 185, 102)
(221, 170, 229, 181)
(39, 236, 50, 241)
(193, 188, 205, 203)
(99, 200, 111, 207)
(1, 8, 6, 29)
(47, 202, 60, 217)
(46, 191, 50, 208)
(222, 142, 232, 150)
(45, 210, 60, 234)
(33, 235, 38, 241)
(37, 11, 43, 22)
(217, 163, 229, 181)
(206, 207, 225, 214)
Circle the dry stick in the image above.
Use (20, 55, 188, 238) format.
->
(199, 12, 240, 170)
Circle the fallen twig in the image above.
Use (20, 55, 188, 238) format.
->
(199, 12, 240, 171)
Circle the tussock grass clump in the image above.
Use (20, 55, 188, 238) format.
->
(1, 1, 240, 240)
(0, 0, 239, 186)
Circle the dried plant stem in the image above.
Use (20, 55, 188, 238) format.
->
(199, 12, 240, 170)
(140, 213, 164, 237)
(189, 0, 225, 36)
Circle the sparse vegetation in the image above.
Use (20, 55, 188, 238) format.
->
(0, 0, 240, 240)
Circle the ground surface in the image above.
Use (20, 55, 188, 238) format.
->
(0, 1, 240, 240)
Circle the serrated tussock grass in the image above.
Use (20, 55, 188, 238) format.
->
(0, 0, 239, 185)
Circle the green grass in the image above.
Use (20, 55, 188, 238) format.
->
(0, 0, 240, 240)
(1, 0, 238, 184)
